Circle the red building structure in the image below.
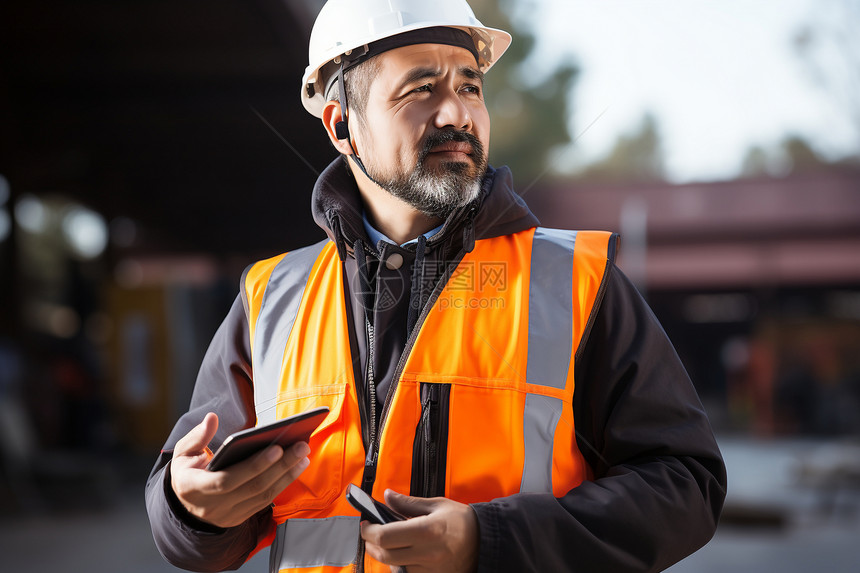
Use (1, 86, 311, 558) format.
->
(529, 169, 860, 435)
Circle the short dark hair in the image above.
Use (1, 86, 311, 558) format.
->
(325, 56, 382, 123)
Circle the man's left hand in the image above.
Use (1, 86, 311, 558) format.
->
(360, 490, 479, 573)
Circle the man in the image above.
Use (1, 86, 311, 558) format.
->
(146, 1, 726, 571)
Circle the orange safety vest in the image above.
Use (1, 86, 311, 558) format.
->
(243, 227, 616, 573)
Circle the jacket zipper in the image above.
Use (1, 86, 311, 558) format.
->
(361, 315, 378, 492)
(359, 244, 467, 492)
(355, 229, 472, 571)
(416, 384, 440, 496)
(411, 382, 450, 497)
(423, 386, 439, 495)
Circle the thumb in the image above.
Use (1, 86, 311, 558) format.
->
(384, 489, 436, 518)
(174, 412, 219, 458)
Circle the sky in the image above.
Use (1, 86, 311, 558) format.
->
(519, 0, 859, 183)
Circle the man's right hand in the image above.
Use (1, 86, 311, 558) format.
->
(170, 412, 311, 528)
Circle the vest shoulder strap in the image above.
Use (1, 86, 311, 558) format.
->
(244, 239, 331, 421)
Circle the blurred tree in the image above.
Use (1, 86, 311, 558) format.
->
(793, 0, 860, 154)
(741, 135, 838, 178)
(740, 145, 771, 178)
(469, 0, 579, 189)
(575, 112, 666, 183)
(783, 136, 832, 173)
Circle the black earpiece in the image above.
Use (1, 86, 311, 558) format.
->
(334, 62, 352, 141)
(335, 121, 350, 140)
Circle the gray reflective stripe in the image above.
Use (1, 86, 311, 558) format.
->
(526, 228, 576, 390)
(253, 240, 328, 424)
(271, 516, 360, 570)
(520, 393, 563, 493)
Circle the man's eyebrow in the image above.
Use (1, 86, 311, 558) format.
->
(396, 67, 442, 92)
(459, 66, 484, 85)
(395, 65, 485, 92)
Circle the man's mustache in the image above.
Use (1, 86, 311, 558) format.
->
(418, 129, 485, 164)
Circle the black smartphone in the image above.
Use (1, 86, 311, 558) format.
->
(345, 483, 406, 524)
(206, 406, 329, 471)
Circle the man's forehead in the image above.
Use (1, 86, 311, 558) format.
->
(374, 43, 482, 84)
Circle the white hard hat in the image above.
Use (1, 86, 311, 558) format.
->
(301, 0, 512, 118)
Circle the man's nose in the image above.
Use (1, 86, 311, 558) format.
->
(433, 90, 473, 131)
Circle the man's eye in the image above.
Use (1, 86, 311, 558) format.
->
(462, 85, 480, 94)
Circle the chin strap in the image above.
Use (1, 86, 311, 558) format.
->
(335, 61, 384, 188)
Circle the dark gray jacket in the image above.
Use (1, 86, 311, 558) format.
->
(146, 158, 726, 572)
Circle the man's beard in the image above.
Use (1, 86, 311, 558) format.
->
(366, 129, 487, 219)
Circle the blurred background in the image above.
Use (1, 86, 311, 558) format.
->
(1, 0, 859, 571)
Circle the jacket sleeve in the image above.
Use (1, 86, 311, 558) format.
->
(471, 263, 727, 572)
(145, 294, 275, 572)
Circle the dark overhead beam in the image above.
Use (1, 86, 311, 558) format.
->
(0, 0, 335, 257)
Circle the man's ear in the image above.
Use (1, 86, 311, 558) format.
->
(322, 100, 354, 156)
